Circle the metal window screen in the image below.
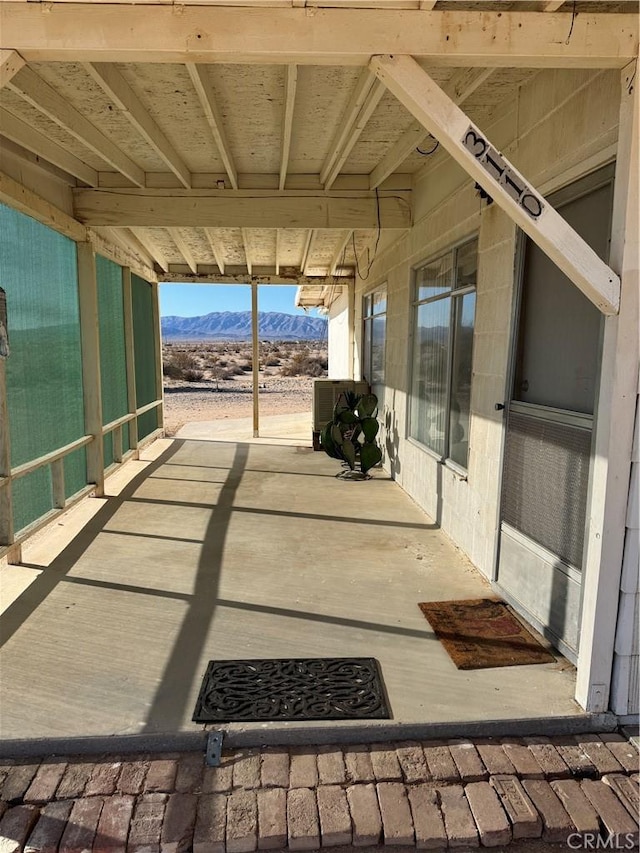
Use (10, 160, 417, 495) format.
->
(97, 255, 130, 466)
(501, 412, 592, 569)
(0, 203, 87, 534)
(131, 275, 158, 441)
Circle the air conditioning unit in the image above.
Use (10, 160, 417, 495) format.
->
(312, 379, 370, 448)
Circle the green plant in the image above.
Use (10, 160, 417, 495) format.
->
(320, 391, 382, 478)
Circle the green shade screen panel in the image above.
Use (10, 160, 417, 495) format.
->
(0, 203, 87, 533)
(97, 255, 130, 466)
(132, 274, 158, 440)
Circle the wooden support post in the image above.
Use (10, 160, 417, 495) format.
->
(0, 359, 14, 547)
(77, 241, 105, 496)
(348, 278, 355, 380)
(252, 283, 259, 438)
(51, 458, 66, 509)
(576, 63, 639, 712)
(370, 54, 620, 315)
(150, 280, 164, 433)
(122, 267, 139, 454)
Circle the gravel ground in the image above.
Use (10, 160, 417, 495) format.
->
(163, 375, 313, 435)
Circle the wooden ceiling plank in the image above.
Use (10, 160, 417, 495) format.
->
(2, 7, 635, 68)
(0, 107, 99, 186)
(370, 53, 620, 314)
(168, 227, 198, 273)
(7, 66, 145, 186)
(204, 228, 226, 274)
(186, 63, 238, 190)
(129, 227, 169, 272)
(279, 63, 298, 191)
(0, 50, 25, 89)
(369, 66, 495, 188)
(86, 62, 192, 189)
(328, 229, 353, 276)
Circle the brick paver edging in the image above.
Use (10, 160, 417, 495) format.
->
(0, 734, 637, 852)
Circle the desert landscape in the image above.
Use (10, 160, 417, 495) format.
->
(162, 339, 328, 435)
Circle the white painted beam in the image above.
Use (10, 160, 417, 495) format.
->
(300, 229, 317, 275)
(329, 230, 353, 276)
(186, 63, 238, 190)
(371, 54, 620, 314)
(7, 67, 145, 187)
(241, 228, 253, 275)
(204, 227, 226, 274)
(168, 227, 198, 274)
(1, 6, 636, 68)
(129, 227, 169, 272)
(369, 66, 495, 188)
(321, 69, 385, 189)
(279, 64, 297, 191)
(86, 63, 192, 189)
(72, 188, 412, 230)
(0, 107, 99, 186)
(0, 49, 25, 89)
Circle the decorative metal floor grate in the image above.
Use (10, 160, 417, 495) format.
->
(192, 657, 391, 722)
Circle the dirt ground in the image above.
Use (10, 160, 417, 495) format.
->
(162, 340, 326, 436)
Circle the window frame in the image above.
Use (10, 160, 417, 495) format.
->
(409, 236, 478, 469)
(362, 283, 387, 389)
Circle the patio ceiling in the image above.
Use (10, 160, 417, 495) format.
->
(0, 1, 636, 286)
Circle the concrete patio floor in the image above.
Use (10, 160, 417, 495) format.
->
(0, 422, 592, 751)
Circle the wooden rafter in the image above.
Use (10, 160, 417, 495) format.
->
(2, 6, 635, 68)
(300, 229, 316, 275)
(0, 50, 25, 89)
(0, 107, 98, 186)
(100, 227, 156, 270)
(542, 1, 566, 11)
(168, 227, 198, 274)
(279, 64, 298, 191)
(329, 230, 353, 276)
(419, 2, 438, 9)
(204, 228, 226, 274)
(241, 228, 253, 275)
(85, 63, 192, 189)
(186, 63, 238, 190)
(275, 228, 281, 275)
(72, 189, 412, 230)
(321, 69, 385, 190)
(7, 67, 145, 187)
(370, 54, 620, 314)
(369, 66, 495, 188)
(129, 227, 169, 272)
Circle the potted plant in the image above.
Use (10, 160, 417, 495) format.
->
(320, 390, 382, 479)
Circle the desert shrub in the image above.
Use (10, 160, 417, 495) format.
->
(265, 357, 280, 367)
(163, 362, 183, 379)
(239, 360, 253, 372)
(281, 352, 327, 377)
(168, 351, 199, 371)
(183, 369, 204, 382)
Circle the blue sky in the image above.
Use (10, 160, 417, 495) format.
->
(159, 283, 313, 318)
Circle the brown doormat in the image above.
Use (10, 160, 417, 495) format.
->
(418, 598, 556, 669)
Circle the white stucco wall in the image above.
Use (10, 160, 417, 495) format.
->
(327, 290, 352, 379)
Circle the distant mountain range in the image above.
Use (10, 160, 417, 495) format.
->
(161, 310, 327, 341)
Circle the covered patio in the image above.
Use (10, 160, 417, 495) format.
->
(0, 429, 587, 750)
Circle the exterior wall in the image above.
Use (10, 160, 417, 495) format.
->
(349, 68, 620, 584)
(611, 390, 640, 716)
(327, 290, 352, 379)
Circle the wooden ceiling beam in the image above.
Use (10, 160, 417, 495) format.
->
(300, 229, 317, 275)
(86, 62, 192, 189)
(241, 228, 253, 275)
(369, 66, 495, 188)
(279, 64, 297, 191)
(7, 67, 145, 186)
(168, 227, 198, 274)
(0, 107, 98, 186)
(129, 227, 169, 272)
(204, 227, 226, 274)
(320, 69, 385, 189)
(275, 228, 281, 275)
(1, 6, 635, 68)
(0, 50, 25, 89)
(186, 63, 238, 190)
(371, 53, 620, 314)
(73, 188, 413, 230)
(541, 2, 566, 11)
(328, 230, 353, 276)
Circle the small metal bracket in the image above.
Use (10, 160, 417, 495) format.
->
(205, 731, 224, 767)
